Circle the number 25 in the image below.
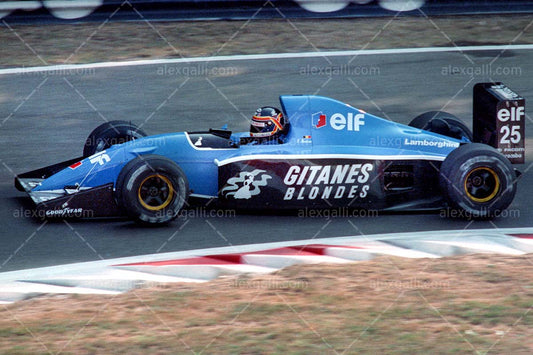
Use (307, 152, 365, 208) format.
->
(500, 125, 521, 144)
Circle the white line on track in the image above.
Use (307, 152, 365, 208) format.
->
(1, 44, 533, 76)
(0, 227, 532, 303)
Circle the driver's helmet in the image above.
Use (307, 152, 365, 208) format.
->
(250, 107, 287, 138)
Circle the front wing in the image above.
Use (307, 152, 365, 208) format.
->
(15, 158, 122, 219)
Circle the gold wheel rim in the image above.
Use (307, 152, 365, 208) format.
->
(138, 174, 174, 211)
(464, 167, 500, 203)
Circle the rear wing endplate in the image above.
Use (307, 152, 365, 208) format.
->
(473, 82, 525, 164)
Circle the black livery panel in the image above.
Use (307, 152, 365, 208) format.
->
(218, 158, 443, 211)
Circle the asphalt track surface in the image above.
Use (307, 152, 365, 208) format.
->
(1, 48, 533, 272)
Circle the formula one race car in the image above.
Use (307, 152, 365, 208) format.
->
(15, 82, 525, 224)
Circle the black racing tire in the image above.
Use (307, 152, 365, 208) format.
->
(116, 155, 189, 225)
(439, 143, 517, 219)
(409, 111, 473, 141)
(83, 120, 147, 157)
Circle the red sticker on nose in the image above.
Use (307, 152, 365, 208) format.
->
(69, 161, 82, 169)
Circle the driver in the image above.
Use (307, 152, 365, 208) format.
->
(241, 106, 289, 145)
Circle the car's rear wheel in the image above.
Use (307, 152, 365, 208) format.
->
(116, 155, 188, 225)
(439, 143, 516, 218)
(83, 120, 147, 157)
(409, 111, 473, 141)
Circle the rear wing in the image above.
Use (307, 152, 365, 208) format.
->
(473, 82, 525, 164)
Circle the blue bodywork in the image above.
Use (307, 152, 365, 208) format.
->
(19, 95, 466, 215)
(35, 96, 462, 194)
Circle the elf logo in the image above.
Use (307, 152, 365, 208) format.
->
(497, 106, 524, 122)
(314, 112, 365, 131)
(315, 114, 327, 128)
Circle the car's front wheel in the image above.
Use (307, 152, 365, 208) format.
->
(116, 155, 189, 225)
(439, 143, 517, 218)
(84, 120, 147, 157)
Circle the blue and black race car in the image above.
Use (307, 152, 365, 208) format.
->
(15, 82, 525, 224)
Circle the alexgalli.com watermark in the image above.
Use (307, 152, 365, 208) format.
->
(440, 207, 521, 219)
(16, 66, 96, 77)
(72, 279, 169, 291)
(441, 64, 522, 77)
(155, 207, 237, 220)
(369, 136, 403, 148)
(298, 207, 379, 218)
(176, 207, 236, 219)
(371, 278, 450, 290)
(300, 64, 381, 77)
(13, 207, 95, 219)
(83, 136, 170, 150)
(157, 64, 239, 77)
(233, 278, 308, 290)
